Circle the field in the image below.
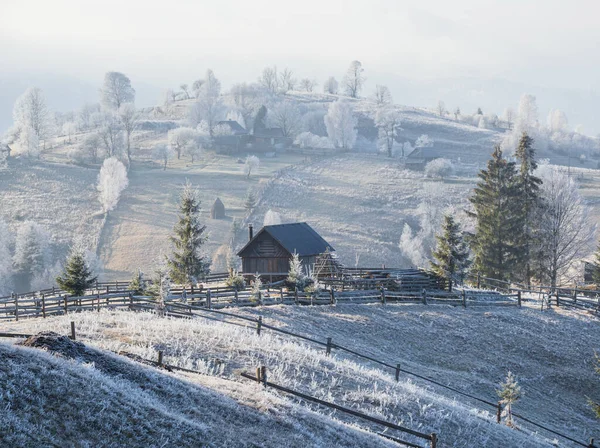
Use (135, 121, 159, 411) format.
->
(3, 300, 599, 447)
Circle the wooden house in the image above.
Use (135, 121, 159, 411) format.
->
(237, 222, 334, 275)
(405, 146, 440, 170)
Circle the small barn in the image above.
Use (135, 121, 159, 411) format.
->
(211, 198, 225, 219)
(237, 222, 334, 275)
(405, 146, 440, 170)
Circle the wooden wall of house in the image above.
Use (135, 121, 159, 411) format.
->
(242, 257, 290, 274)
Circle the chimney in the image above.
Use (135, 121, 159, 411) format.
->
(248, 224, 254, 241)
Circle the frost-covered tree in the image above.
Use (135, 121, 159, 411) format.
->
(55, 244, 97, 296)
(375, 107, 401, 157)
(12, 87, 52, 146)
(343, 60, 365, 98)
(62, 121, 77, 143)
(436, 100, 446, 117)
(13, 221, 51, 282)
(264, 209, 282, 226)
(287, 252, 306, 289)
(279, 68, 296, 93)
(325, 100, 357, 150)
(192, 78, 205, 98)
(425, 158, 454, 179)
(547, 109, 568, 133)
(300, 78, 317, 92)
(497, 372, 521, 427)
(454, 107, 461, 121)
(374, 85, 392, 106)
(100, 72, 135, 110)
(17, 126, 40, 158)
(399, 223, 426, 268)
(244, 188, 257, 210)
(99, 113, 124, 158)
(535, 165, 595, 288)
(415, 134, 434, 148)
(516, 94, 538, 131)
(0, 219, 13, 295)
(294, 132, 333, 149)
(153, 143, 175, 170)
(430, 215, 470, 290)
(180, 83, 190, 100)
(323, 77, 339, 94)
(189, 69, 223, 135)
(244, 155, 260, 178)
(168, 127, 197, 159)
(77, 103, 100, 130)
(118, 103, 139, 166)
(251, 273, 263, 301)
(82, 133, 103, 163)
(258, 66, 279, 93)
(268, 101, 302, 138)
(503, 107, 515, 130)
(168, 181, 210, 285)
(97, 157, 128, 213)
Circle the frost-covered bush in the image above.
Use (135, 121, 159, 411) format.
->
(294, 132, 333, 149)
(225, 270, 245, 290)
(243, 155, 260, 178)
(424, 158, 454, 179)
(97, 157, 128, 213)
(263, 209, 282, 226)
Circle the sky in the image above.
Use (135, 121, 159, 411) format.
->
(1, 0, 599, 131)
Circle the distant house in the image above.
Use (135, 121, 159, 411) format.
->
(248, 127, 292, 152)
(237, 222, 334, 275)
(213, 120, 249, 153)
(217, 120, 248, 136)
(210, 198, 226, 219)
(405, 145, 443, 170)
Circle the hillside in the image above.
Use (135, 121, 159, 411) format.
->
(5, 301, 599, 447)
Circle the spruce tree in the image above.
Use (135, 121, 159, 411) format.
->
(497, 371, 521, 427)
(56, 246, 97, 296)
(167, 181, 210, 286)
(244, 188, 257, 211)
(430, 215, 470, 291)
(469, 146, 521, 281)
(514, 132, 542, 287)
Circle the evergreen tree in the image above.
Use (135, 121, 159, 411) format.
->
(244, 188, 257, 211)
(287, 252, 307, 289)
(592, 243, 600, 286)
(128, 268, 144, 295)
(251, 273, 262, 302)
(430, 215, 470, 291)
(55, 245, 97, 296)
(167, 181, 210, 286)
(469, 146, 521, 281)
(514, 132, 542, 287)
(497, 371, 522, 427)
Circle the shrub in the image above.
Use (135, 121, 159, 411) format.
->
(425, 158, 454, 179)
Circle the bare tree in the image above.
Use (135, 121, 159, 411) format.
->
(258, 66, 279, 93)
(279, 68, 296, 93)
(536, 165, 596, 288)
(99, 113, 124, 158)
(503, 107, 515, 130)
(100, 72, 135, 110)
(189, 69, 223, 135)
(437, 100, 446, 117)
(300, 78, 317, 92)
(343, 60, 365, 98)
(168, 127, 198, 159)
(375, 107, 401, 157)
(268, 101, 302, 138)
(374, 85, 392, 106)
(180, 84, 190, 100)
(118, 103, 140, 166)
(323, 77, 339, 94)
(325, 100, 357, 150)
(192, 79, 205, 98)
(153, 144, 175, 170)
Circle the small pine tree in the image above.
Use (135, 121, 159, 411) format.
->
(129, 268, 144, 295)
(592, 244, 600, 286)
(430, 215, 470, 291)
(168, 181, 210, 286)
(244, 188, 257, 211)
(497, 371, 521, 427)
(287, 252, 306, 290)
(56, 245, 97, 296)
(251, 273, 262, 302)
(225, 269, 245, 290)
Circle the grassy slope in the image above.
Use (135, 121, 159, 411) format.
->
(0, 337, 394, 448)
(6, 302, 598, 446)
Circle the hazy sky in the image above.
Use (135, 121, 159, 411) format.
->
(1, 0, 599, 130)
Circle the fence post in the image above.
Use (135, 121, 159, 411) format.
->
(517, 291, 522, 307)
(260, 366, 267, 388)
(279, 287, 284, 303)
(15, 295, 19, 321)
(573, 290, 577, 304)
(294, 287, 299, 305)
(70, 321, 76, 340)
(157, 350, 163, 366)
(496, 402, 502, 423)
(462, 290, 467, 308)
(476, 273, 481, 289)
(330, 288, 335, 305)
(556, 290, 560, 307)
(256, 316, 262, 335)
(430, 433, 437, 448)
(422, 288, 428, 305)
(207, 289, 212, 309)
(326, 337, 332, 356)
(588, 438, 594, 448)
(255, 366, 262, 383)
(64, 295, 68, 314)
(258, 290, 262, 306)
(128, 292, 133, 310)
(235, 289, 239, 304)
(41, 294, 46, 318)
(381, 287, 386, 305)
(395, 363, 400, 382)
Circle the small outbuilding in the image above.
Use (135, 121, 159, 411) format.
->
(210, 198, 226, 219)
(237, 222, 334, 275)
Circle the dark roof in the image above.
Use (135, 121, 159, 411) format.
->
(237, 222, 334, 257)
(211, 197, 225, 211)
(217, 120, 248, 135)
(406, 146, 440, 160)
